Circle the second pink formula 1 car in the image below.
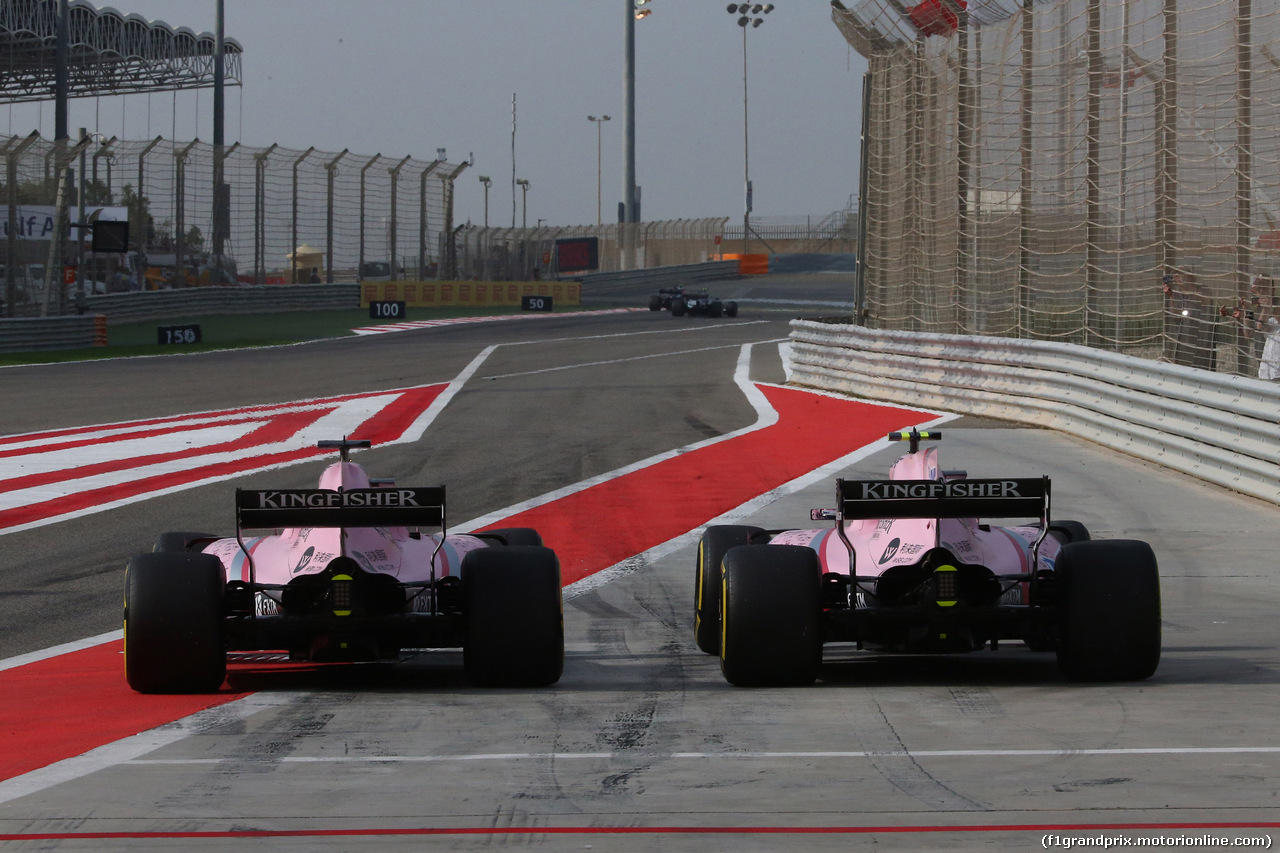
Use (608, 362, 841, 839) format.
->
(124, 439, 563, 693)
(694, 428, 1161, 686)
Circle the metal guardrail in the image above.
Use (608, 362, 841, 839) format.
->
(82, 284, 360, 323)
(0, 314, 102, 352)
(575, 261, 740, 294)
(0, 284, 360, 351)
(789, 318, 1280, 506)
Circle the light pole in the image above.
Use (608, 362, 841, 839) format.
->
(727, 3, 773, 255)
(588, 115, 611, 227)
(516, 178, 530, 229)
(478, 175, 492, 227)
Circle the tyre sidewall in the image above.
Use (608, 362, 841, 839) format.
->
(461, 546, 564, 687)
(1055, 540, 1161, 681)
(124, 552, 226, 693)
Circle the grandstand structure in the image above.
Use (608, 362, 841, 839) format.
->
(0, 0, 242, 103)
(1, 0, 242, 316)
(831, 0, 1280, 377)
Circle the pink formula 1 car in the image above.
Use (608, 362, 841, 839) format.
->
(694, 428, 1161, 686)
(124, 439, 563, 693)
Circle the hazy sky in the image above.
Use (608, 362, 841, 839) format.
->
(4, 1, 868, 229)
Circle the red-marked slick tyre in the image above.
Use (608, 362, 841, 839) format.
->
(695, 525, 764, 655)
(720, 545, 822, 687)
(1055, 540, 1161, 682)
(124, 552, 227, 694)
(461, 546, 564, 687)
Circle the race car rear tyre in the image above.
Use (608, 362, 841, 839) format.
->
(461, 546, 564, 687)
(124, 552, 226, 694)
(709, 301, 724, 318)
(1055, 540, 1161, 682)
(695, 525, 765, 655)
(1048, 520, 1090, 545)
(671, 300, 686, 317)
(720, 545, 822, 687)
(477, 527, 543, 547)
(153, 531, 220, 553)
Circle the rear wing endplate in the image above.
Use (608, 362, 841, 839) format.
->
(837, 477, 1050, 521)
(236, 486, 446, 530)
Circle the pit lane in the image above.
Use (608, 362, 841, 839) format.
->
(2, 302, 1279, 850)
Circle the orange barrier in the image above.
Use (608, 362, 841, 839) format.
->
(360, 280, 580, 308)
(722, 253, 770, 275)
(93, 314, 108, 347)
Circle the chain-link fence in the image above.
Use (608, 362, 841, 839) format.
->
(1, 133, 750, 318)
(454, 218, 731, 281)
(833, 0, 1280, 379)
(1, 133, 467, 317)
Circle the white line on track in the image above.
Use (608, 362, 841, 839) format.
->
(0, 630, 123, 672)
(482, 341, 767, 381)
(0, 694, 304, 804)
(0, 334, 941, 805)
(121, 746, 1280, 766)
(351, 307, 643, 335)
(453, 340, 789, 534)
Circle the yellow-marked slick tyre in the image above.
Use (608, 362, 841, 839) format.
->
(124, 552, 226, 694)
(1055, 540, 1161, 682)
(695, 525, 765, 655)
(720, 545, 822, 687)
(461, 546, 564, 687)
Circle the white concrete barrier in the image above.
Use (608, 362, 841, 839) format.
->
(789, 318, 1280, 506)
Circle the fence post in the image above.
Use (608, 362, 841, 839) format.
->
(387, 155, 411, 282)
(212, 141, 238, 284)
(253, 143, 276, 285)
(442, 162, 469, 280)
(418, 161, 442, 280)
(5, 131, 39, 317)
(358, 154, 381, 284)
(324, 149, 347, 284)
(173, 138, 198, 289)
(290, 146, 314, 284)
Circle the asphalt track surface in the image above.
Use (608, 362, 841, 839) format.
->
(2, 291, 1280, 850)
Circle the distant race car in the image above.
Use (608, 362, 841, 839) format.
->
(694, 428, 1161, 686)
(670, 289, 738, 318)
(124, 439, 564, 693)
(648, 286, 684, 311)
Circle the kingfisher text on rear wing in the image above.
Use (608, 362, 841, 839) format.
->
(837, 477, 1050, 520)
(236, 487, 446, 529)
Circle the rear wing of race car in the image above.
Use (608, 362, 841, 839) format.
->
(836, 476, 1050, 522)
(236, 486, 447, 531)
(833, 475, 1052, 572)
(234, 486, 448, 594)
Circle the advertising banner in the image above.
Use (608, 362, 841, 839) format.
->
(1, 206, 128, 242)
(361, 280, 580, 308)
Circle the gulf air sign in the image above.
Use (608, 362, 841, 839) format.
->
(2, 206, 127, 241)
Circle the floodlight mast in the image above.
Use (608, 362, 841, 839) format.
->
(727, 2, 773, 254)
